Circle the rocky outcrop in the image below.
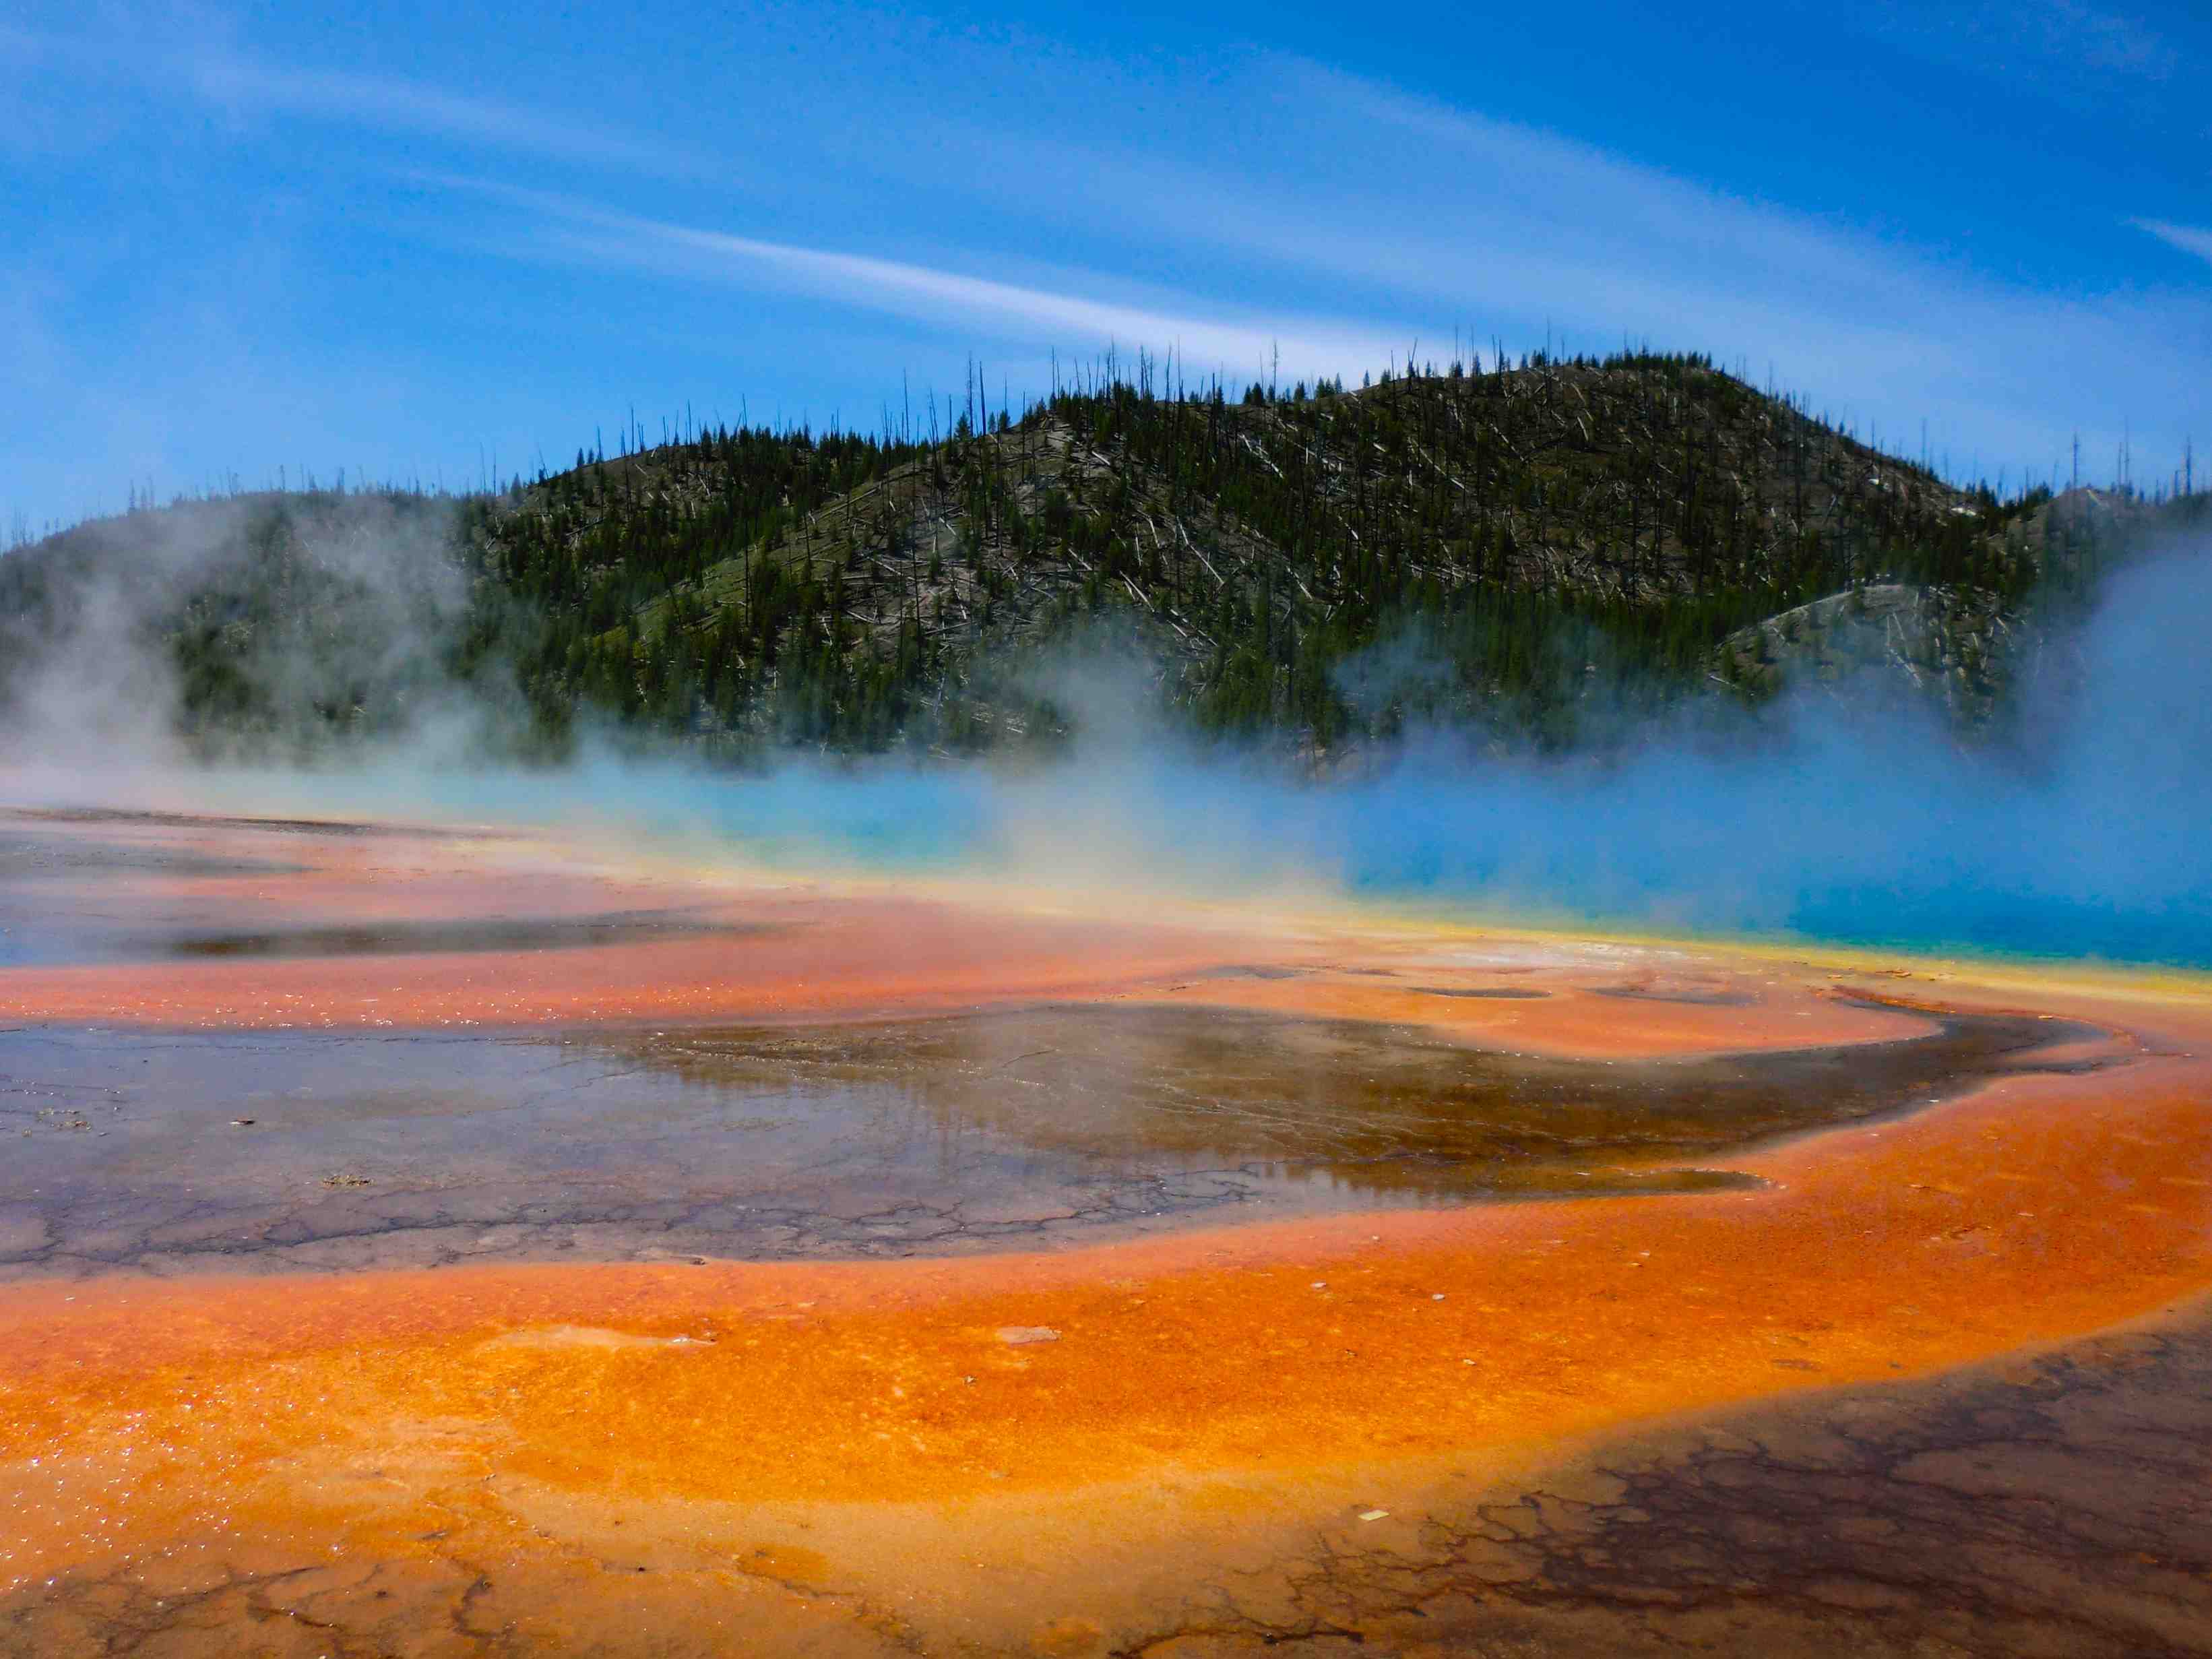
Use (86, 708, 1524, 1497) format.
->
(1715, 583, 2021, 725)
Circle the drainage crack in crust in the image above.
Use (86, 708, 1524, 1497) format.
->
(1159, 1307, 2212, 1656)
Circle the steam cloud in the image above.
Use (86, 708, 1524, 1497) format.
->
(0, 493, 486, 777)
(436, 542, 2212, 965)
(2, 510, 2207, 966)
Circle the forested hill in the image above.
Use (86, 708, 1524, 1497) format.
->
(2, 351, 2198, 763)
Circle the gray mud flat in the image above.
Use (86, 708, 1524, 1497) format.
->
(0, 999, 2116, 1280)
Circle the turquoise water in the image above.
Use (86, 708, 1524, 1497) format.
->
(649, 762, 2212, 972)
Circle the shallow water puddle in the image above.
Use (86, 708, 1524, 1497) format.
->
(0, 998, 2116, 1279)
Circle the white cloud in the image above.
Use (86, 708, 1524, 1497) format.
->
(6, 11, 2203, 524)
(2135, 219, 2212, 269)
(182, 51, 701, 175)
(0, 24, 699, 175)
(917, 57, 2208, 486)
(449, 181, 1418, 385)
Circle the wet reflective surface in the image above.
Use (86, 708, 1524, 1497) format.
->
(3, 801, 2209, 1659)
(151, 908, 770, 960)
(1405, 984, 1552, 999)
(0, 999, 2112, 1279)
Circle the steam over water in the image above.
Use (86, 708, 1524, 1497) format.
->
(7, 532, 2209, 967)
(406, 551, 2212, 966)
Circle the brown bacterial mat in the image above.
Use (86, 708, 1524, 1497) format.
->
(0, 997, 2118, 1279)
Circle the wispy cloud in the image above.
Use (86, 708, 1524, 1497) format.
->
(184, 52, 700, 175)
(0, 25, 699, 175)
(1847, 0, 2178, 89)
(2037, 0, 2178, 79)
(2135, 219, 2212, 269)
(447, 180, 1417, 383)
(7, 6, 2204, 530)
(914, 57, 2208, 483)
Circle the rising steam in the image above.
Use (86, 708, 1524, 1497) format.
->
(2, 503, 2208, 966)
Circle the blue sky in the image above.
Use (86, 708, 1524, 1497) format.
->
(5, 0, 2208, 534)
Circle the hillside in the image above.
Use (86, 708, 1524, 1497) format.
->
(3, 351, 2197, 763)
(462, 351, 2041, 754)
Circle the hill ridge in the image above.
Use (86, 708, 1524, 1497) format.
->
(3, 350, 2199, 762)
